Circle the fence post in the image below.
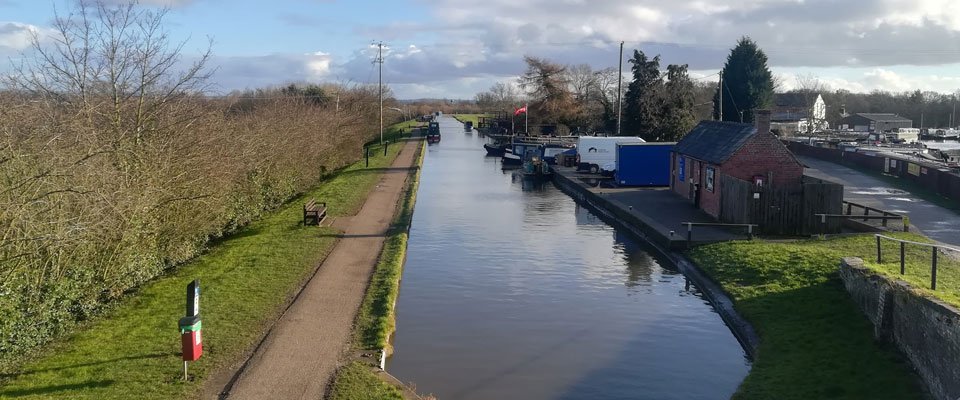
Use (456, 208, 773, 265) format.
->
(881, 212, 889, 227)
(365, 146, 370, 167)
(747, 225, 754, 240)
(931, 247, 938, 290)
(876, 235, 882, 263)
(863, 207, 869, 222)
(903, 217, 910, 232)
(846, 202, 852, 215)
(900, 242, 905, 275)
(686, 223, 693, 248)
(384, 141, 389, 156)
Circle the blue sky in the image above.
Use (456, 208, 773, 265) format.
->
(3, 0, 960, 98)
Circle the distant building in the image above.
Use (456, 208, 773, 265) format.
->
(670, 110, 804, 219)
(838, 113, 912, 133)
(771, 92, 828, 135)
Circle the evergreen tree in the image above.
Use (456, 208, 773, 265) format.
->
(622, 50, 662, 137)
(713, 37, 775, 123)
(518, 56, 576, 131)
(658, 64, 697, 141)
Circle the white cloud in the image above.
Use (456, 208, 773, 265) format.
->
(769, 67, 960, 94)
(0, 22, 40, 51)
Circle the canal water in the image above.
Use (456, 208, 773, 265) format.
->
(387, 116, 750, 399)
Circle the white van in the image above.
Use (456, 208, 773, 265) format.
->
(577, 136, 645, 173)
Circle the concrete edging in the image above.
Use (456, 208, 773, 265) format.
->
(552, 170, 761, 359)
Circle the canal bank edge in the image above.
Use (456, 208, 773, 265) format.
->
(840, 257, 960, 400)
(552, 171, 761, 359)
(328, 138, 427, 400)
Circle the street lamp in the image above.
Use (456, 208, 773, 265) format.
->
(386, 107, 406, 121)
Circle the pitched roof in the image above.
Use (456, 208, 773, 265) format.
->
(774, 92, 820, 108)
(854, 113, 912, 122)
(771, 111, 809, 122)
(674, 121, 757, 164)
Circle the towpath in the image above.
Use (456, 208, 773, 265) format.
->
(222, 138, 421, 400)
(800, 155, 960, 246)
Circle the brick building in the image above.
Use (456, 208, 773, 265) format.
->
(671, 110, 805, 219)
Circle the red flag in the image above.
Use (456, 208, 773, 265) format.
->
(514, 105, 527, 116)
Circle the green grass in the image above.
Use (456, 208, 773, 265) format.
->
(327, 361, 403, 400)
(865, 234, 960, 308)
(0, 140, 403, 399)
(373, 119, 422, 144)
(689, 234, 929, 399)
(451, 114, 492, 126)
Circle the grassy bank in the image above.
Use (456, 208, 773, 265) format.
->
(0, 139, 403, 400)
(355, 140, 423, 353)
(328, 361, 404, 400)
(689, 234, 929, 399)
(329, 139, 426, 400)
(452, 113, 492, 126)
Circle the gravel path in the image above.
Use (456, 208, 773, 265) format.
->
(223, 139, 421, 400)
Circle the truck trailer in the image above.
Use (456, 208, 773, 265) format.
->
(576, 136, 645, 173)
(614, 142, 675, 186)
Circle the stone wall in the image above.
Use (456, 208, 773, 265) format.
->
(839, 257, 960, 400)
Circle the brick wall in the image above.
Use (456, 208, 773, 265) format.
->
(723, 132, 804, 189)
(671, 153, 692, 200)
(700, 163, 722, 218)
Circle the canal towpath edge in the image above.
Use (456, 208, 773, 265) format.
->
(218, 138, 423, 400)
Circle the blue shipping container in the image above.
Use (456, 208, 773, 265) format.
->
(614, 142, 675, 186)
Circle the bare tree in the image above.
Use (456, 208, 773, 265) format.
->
(792, 73, 830, 134)
(566, 63, 596, 103)
(7, 0, 213, 144)
(518, 56, 575, 131)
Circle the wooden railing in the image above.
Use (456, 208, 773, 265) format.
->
(843, 201, 906, 228)
(814, 201, 910, 234)
(875, 234, 960, 290)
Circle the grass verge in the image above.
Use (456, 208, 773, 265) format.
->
(328, 361, 404, 400)
(688, 233, 929, 399)
(451, 114, 492, 127)
(329, 139, 426, 400)
(0, 138, 403, 399)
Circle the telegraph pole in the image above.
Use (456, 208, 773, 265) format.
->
(377, 41, 384, 145)
(718, 71, 723, 122)
(616, 41, 624, 136)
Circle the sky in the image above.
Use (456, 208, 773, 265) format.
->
(2, 0, 960, 99)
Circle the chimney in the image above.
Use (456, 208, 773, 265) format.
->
(755, 109, 771, 135)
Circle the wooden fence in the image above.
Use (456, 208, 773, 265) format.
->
(720, 174, 844, 235)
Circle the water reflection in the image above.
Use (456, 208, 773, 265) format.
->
(388, 116, 749, 400)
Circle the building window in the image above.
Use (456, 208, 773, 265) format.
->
(706, 167, 715, 192)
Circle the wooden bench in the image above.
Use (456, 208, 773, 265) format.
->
(303, 199, 327, 226)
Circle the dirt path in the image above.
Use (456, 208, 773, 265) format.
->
(222, 139, 421, 400)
